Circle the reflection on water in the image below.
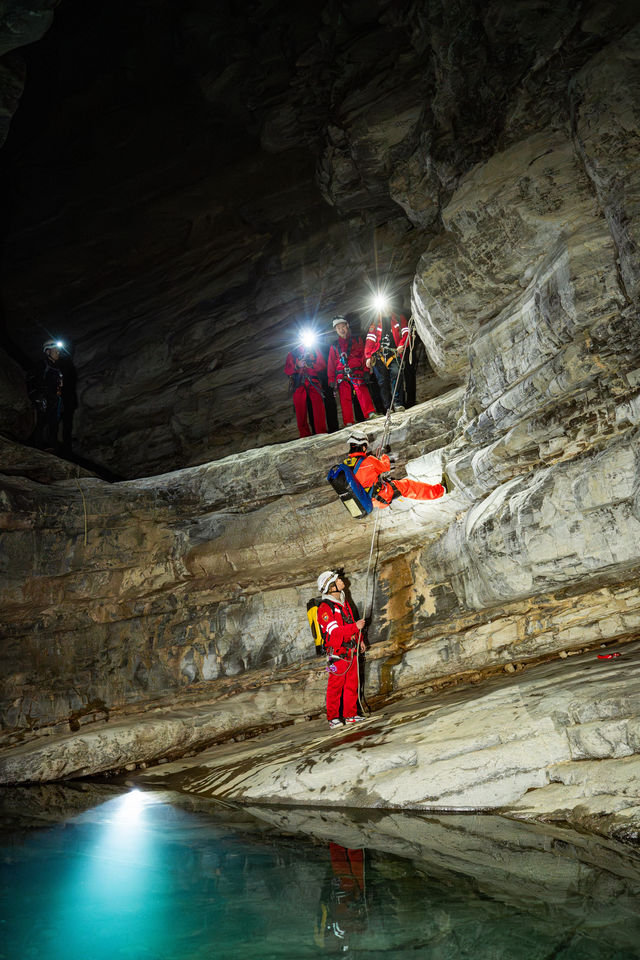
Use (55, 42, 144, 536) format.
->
(1, 785, 639, 960)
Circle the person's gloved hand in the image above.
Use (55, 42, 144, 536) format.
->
(382, 444, 396, 463)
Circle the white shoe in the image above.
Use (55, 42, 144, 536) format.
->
(394, 405, 405, 412)
(328, 718, 342, 728)
(344, 715, 366, 723)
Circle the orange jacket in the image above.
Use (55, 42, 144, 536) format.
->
(351, 451, 391, 489)
(350, 451, 445, 507)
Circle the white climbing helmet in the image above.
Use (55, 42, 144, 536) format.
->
(317, 570, 339, 594)
(332, 316, 348, 328)
(347, 429, 368, 448)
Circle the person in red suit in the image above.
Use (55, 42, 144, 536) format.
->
(316, 569, 366, 728)
(364, 312, 410, 412)
(327, 316, 377, 427)
(284, 339, 327, 437)
(346, 429, 450, 508)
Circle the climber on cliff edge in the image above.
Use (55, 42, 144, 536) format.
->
(284, 330, 327, 438)
(327, 315, 378, 427)
(27, 339, 64, 453)
(345, 429, 451, 508)
(364, 311, 409, 412)
(316, 569, 367, 728)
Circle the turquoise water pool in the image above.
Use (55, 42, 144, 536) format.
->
(1, 786, 639, 959)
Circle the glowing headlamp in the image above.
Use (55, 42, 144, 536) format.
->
(300, 329, 317, 349)
(371, 292, 390, 314)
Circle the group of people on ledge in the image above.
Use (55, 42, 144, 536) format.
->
(284, 312, 410, 438)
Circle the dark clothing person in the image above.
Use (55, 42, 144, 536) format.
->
(28, 351, 64, 452)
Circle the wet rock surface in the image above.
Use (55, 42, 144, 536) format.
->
(0, 1, 639, 843)
(131, 642, 640, 844)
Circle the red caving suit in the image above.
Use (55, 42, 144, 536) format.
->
(327, 335, 376, 426)
(363, 313, 410, 363)
(284, 346, 327, 437)
(352, 451, 445, 508)
(318, 594, 360, 721)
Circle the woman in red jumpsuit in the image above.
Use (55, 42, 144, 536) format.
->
(316, 570, 366, 727)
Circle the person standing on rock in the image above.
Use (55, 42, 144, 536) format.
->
(316, 569, 366, 728)
(327, 316, 378, 428)
(346, 430, 450, 508)
(284, 335, 327, 438)
(364, 312, 409, 412)
(27, 339, 64, 453)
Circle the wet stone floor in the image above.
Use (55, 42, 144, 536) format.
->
(0, 784, 639, 960)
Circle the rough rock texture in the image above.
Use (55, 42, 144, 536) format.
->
(0, 1, 58, 146)
(0, 400, 461, 765)
(0, 1, 635, 477)
(131, 643, 640, 844)
(1, 1, 640, 844)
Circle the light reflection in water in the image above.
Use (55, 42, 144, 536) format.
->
(1, 788, 640, 960)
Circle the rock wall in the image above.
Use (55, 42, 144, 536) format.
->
(0, 4, 640, 818)
(1, 1, 636, 477)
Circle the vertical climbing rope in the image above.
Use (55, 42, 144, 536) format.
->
(75, 474, 88, 547)
(355, 315, 417, 714)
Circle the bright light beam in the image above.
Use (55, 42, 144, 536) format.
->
(371, 292, 390, 314)
(300, 329, 317, 349)
(114, 788, 147, 825)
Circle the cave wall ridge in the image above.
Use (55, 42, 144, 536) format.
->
(1, 5, 640, 790)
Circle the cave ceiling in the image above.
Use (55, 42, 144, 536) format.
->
(0, 0, 636, 477)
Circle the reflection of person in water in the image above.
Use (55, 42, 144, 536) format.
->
(315, 842, 367, 952)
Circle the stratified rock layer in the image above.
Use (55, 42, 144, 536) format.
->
(0, 3, 639, 844)
(1, 2, 636, 476)
(132, 643, 640, 844)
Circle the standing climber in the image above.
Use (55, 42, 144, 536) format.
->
(327, 316, 378, 428)
(27, 339, 64, 453)
(364, 312, 410, 412)
(346, 430, 450, 508)
(284, 336, 327, 438)
(316, 569, 366, 728)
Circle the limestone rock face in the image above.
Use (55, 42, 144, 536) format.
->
(0, 1, 634, 477)
(0, 346, 32, 440)
(0, 1, 58, 146)
(134, 644, 640, 844)
(1, 1, 640, 844)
